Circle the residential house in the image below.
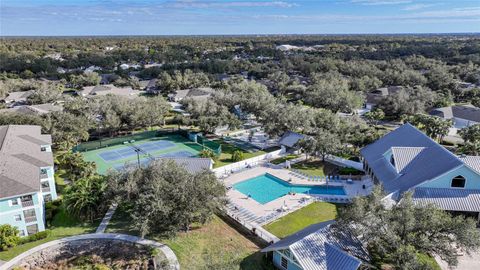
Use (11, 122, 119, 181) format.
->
(430, 104, 480, 135)
(278, 131, 305, 153)
(168, 87, 215, 102)
(361, 123, 480, 221)
(262, 220, 370, 270)
(2, 90, 35, 107)
(0, 103, 63, 116)
(77, 84, 143, 99)
(364, 86, 403, 110)
(0, 125, 57, 236)
(143, 79, 159, 94)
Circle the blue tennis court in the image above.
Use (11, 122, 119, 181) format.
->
(98, 140, 175, 162)
(113, 150, 197, 171)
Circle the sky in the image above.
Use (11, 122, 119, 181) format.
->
(0, 0, 479, 36)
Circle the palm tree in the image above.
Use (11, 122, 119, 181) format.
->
(63, 175, 108, 222)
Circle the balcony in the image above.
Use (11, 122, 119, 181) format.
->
(24, 215, 37, 223)
(42, 186, 51, 193)
(21, 196, 34, 207)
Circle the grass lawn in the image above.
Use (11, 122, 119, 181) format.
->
(291, 159, 340, 177)
(213, 140, 266, 168)
(0, 208, 99, 261)
(106, 206, 273, 270)
(270, 154, 299, 165)
(263, 202, 339, 238)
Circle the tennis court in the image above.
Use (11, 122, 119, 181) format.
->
(81, 134, 203, 174)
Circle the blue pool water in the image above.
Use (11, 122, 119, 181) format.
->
(233, 173, 346, 204)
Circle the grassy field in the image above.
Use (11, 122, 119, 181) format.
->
(263, 202, 339, 238)
(213, 140, 266, 168)
(291, 159, 340, 177)
(270, 154, 299, 165)
(106, 206, 272, 270)
(0, 208, 99, 261)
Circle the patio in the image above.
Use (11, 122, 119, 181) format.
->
(222, 165, 373, 226)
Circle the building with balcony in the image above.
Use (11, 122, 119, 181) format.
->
(0, 125, 57, 236)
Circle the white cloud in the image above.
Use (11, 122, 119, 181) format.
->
(351, 0, 412, 5)
(402, 3, 435, 11)
(168, 0, 297, 9)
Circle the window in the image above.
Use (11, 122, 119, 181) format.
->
(451, 176, 466, 188)
(390, 155, 396, 167)
(14, 214, 21, 221)
(41, 146, 46, 152)
(26, 224, 38, 235)
(281, 256, 288, 269)
(10, 199, 19, 206)
(44, 194, 52, 202)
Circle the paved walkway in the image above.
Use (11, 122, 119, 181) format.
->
(96, 203, 118, 233)
(436, 249, 480, 270)
(0, 233, 180, 270)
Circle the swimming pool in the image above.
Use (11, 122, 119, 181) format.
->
(233, 173, 346, 204)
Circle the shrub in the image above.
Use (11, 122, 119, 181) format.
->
(231, 150, 244, 162)
(19, 230, 50, 244)
(199, 149, 217, 161)
(0, 224, 20, 251)
(45, 199, 63, 224)
(338, 167, 363, 175)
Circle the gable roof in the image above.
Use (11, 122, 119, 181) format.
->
(278, 131, 305, 148)
(262, 221, 369, 270)
(360, 123, 463, 195)
(460, 156, 480, 174)
(0, 125, 53, 199)
(430, 105, 480, 123)
(412, 187, 480, 212)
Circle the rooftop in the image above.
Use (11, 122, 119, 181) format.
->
(0, 125, 53, 199)
(430, 104, 480, 123)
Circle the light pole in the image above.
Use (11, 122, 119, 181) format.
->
(135, 149, 141, 168)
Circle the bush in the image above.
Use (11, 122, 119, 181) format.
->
(18, 230, 50, 245)
(338, 167, 364, 175)
(199, 149, 217, 161)
(231, 150, 244, 162)
(45, 199, 63, 225)
(0, 224, 20, 251)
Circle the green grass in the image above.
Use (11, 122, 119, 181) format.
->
(270, 154, 299, 165)
(213, 140, 266, 168)
(291, 159, 340, 177)
(106, 206, 272, 270)
(0, 208, 99, 261)
(263, 202, 339, 238)
(417, 253, 442, 270)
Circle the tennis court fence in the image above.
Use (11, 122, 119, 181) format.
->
(73, 128, 222, 155)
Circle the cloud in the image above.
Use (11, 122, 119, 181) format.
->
(402, 3, 436, 11)
(167, 0, 297, 9)
(351, 0, 412, 5)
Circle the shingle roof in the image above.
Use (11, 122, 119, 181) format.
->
(430, 105, 480, 123)
(0, 103, 63, 115)
(262, 221, 369, 270)
(360, 123, 463, 195)
(3, 90, 34, 103)
(412, 187, 480, 212)
(278, 131, 305, 148)
(0, 125, 53, 199)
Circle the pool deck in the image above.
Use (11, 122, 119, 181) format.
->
(223, 165, 373, 221)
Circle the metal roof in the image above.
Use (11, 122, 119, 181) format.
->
(278, 131, 305, 148)
(412, 187, 480, 212)
(360, 123, 463, 195)
(391, 147, 425, 173)
(262, 221, 369, 270)
(460, 156, 480, 174)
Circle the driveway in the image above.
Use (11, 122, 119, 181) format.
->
(436, 251, 480, 270)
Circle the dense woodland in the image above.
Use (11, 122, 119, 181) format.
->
(0, 35, 479, 153)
